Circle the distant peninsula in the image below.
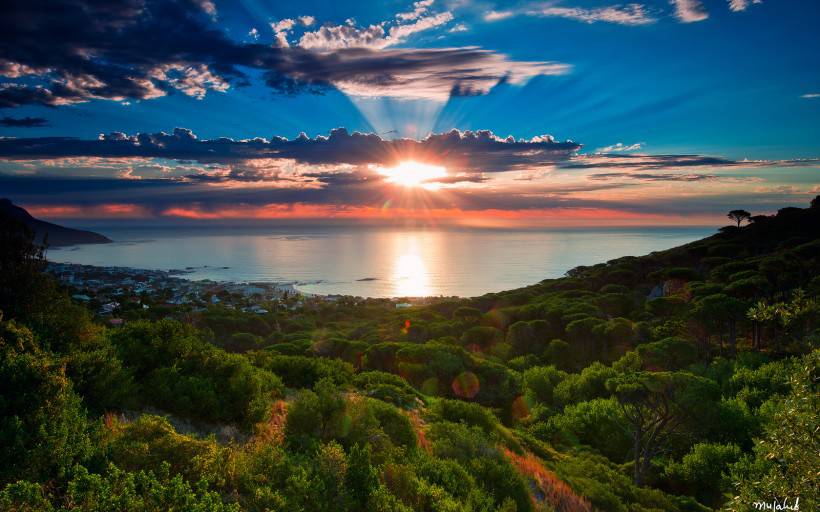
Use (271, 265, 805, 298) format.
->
(0, 198, 111, 247)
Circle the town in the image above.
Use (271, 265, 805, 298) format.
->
(46, 262, 431, 326)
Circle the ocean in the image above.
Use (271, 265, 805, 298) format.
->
(46, 226, 714, 298)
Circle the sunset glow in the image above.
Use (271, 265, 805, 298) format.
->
(0, 0, 817, 226)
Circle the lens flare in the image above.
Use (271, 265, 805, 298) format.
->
(451, 371, 480, 399)
(511, 395, 533, 420)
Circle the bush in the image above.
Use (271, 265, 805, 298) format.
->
(0, 320, 92, 485)
(522, 365, 567, 406)
(664, 443, 741, 507)
(250, 353, 354, 388)
(431, 399, 498, 434)
(636, 337, 699, 370)
(553, 362, 616, 407)
(354, 371, 421, 407)
(545, 398, 630, 462)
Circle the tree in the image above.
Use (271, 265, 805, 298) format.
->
(693, 294, 748, 356)
(0, 216, 52, 322)
(664, 442, 741, 507)
(546, 398, 631, 462)
(506, 320, 548, 357)
(0, 320, 92, 484)
(636, 337, 698, 371)
(346, 443, 378, 510)
(608, 371, 719, 486)
(727, 209, 751, 227)
(728, 351, 818, 511)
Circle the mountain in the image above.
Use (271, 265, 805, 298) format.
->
(0, 198, 111, 246)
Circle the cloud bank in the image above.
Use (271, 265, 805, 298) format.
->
(1, 116, 49, 128)
(1, 127, 817, 226)
(0, 128, 581, 173)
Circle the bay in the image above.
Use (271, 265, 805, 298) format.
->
(47, 226, 714, 298)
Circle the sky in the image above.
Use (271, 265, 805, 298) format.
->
(0, 0, 818, 227)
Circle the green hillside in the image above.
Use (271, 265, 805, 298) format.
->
(1, 199, 818, 511)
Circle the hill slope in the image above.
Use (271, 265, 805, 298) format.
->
(0, 198, 111, 246)
(0, 198, 817, 512)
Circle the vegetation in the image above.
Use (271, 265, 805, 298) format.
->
(1, 199, 818, 511)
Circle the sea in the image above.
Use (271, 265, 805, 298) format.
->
(46, 226, 714, 298)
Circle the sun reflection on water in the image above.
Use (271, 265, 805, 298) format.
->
(392, 251, 431, 297)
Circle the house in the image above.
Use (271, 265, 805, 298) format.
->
(99, 301, 120, 315)
(240, 284, 266, 297)
(243, 305, 269, 315)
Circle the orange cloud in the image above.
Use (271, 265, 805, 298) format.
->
(26, 203, 152, 219)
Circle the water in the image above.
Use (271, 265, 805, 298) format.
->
(47, 226, 714, 297)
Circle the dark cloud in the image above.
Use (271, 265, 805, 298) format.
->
(0, 0, 567, 106)
(0, 116, 49, 127)
(0, 127, 581, 173)
(561, 153, 820, 173)
(0, 174, 634, 215)
(561, 153, 739, 170)
(588, 172, 718, 182)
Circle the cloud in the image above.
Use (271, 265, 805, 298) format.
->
(397, 0, 435, 21)
(296, 9, 454, 51)
(0, 0, 568, 106)
(484, 10, 515, 22)
(529, 4, 655, 26)
(484, 4, 654, 26)
(596, 142, 643, 153)
(148, 64, 229, 99)
(561, 153, 736, 170)
(3, 140, 818, 225)
(250, 46, 569, 101)
(801, 93, 820, 99)
(297, 22, 390, 50)
(588, 172, 718, 182)
(5, 168, 815, 226)
(194, 0, 216, 18)
(0, 127, 581, 173)
(728, 0, 762, 12)
(271, 18, 298, 47)
(1, 116, 49, 127)
(670, 0, 709, 23)
(560, 153, 820, 171)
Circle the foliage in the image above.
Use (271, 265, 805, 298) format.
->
(3, 199, 820, 511)
(0, 320, 93, 485)
(728, 350, 818, 511)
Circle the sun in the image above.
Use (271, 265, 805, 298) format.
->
(379, 161, 447, 189)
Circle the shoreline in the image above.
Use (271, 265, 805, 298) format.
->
(45, 261, 445, 303)
(47, 260, 304, 294)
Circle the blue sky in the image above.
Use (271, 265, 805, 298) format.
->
(0, 0, 818, 225)
(4, 0, 819, 158)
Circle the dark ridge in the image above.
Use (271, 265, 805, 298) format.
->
(0, 198, 111, 247)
